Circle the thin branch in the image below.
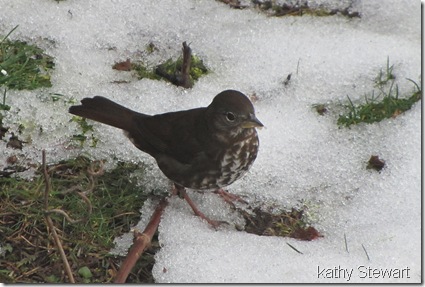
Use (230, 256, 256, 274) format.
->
(286, 242, 303, 254)
(87, 159, 104, 177)
(75, 191, 93, 216)
(361, 243, 370, 261)
(43, 151, 50, 210)
(114, 197, 168, 283)
(47, 209, 81, 224)
(179, 41, 192, 88)
(42, 150, 75, 283)
(344, 233, 349, 253)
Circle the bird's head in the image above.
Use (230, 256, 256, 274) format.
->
(206, 90, 263, 138)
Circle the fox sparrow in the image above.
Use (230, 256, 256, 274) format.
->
(69, 90, 263, 226)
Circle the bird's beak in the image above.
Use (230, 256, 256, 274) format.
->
(241, 114, 264, 129)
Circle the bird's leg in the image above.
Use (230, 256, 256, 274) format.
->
(214, 189, 248, 207)
(173, 184, 223, 228)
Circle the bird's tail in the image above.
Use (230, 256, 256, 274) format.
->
(69, 96, 142, 131)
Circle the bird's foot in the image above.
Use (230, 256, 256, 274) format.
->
(173, 184, 227, 229)
(214, 188, 248, 207)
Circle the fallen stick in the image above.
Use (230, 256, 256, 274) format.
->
(179, 41, 192, 88)
(114, 197, 168, 283)
(42, 150, 75, 283)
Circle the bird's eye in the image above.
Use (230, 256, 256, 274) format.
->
(226, 112, 236, 122)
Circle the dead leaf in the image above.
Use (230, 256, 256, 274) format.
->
(113, 59, 132, 71)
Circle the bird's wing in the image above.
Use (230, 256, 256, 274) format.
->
(130, 107, 208, 164)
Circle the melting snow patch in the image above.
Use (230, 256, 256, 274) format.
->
(0, 0, 420, 283)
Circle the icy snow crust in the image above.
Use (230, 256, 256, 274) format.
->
(0, 0, 420, 283)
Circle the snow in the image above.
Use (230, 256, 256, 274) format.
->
(0, 0, 421, 283)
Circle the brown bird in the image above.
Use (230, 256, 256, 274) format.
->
(69, 90, 263, 227)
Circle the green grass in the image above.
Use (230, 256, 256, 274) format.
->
(0, 89, 10, 138)
(131, 62, 161, 81)
(337, 59, 421, 127)
(374, 57, 395, 87)
(0, 156, 157, 283)
(0, 26, 55, 90)
(337, 79, 421, 127)
(131, 54, 209, 86)
(222, 0, 360, 18)
(126, 42, 209, 86)
(0, 26, 56, 137)
(239, 202, 321, 241)
(70, 116, 98, 147)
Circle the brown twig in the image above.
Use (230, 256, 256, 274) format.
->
(85, 160, 104, 194)
(47, 209, 81, 224)
(55, 160, 102, 221)
(42, 150, 75, 283)
(114, 197, 168, 283)
(218, 0, 248, 9)
(76, 191, 93, 216)
(180, 41, 192, 88)
(87, 159, 104, 177)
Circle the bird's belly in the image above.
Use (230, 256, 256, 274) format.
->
(157, 135, 259, 190)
